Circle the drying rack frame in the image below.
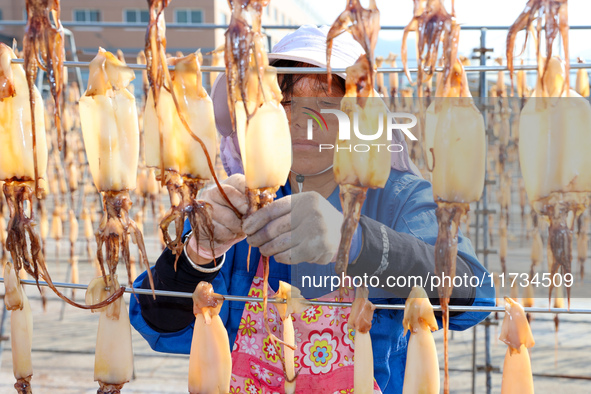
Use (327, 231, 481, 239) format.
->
(1, 19, 591, 392)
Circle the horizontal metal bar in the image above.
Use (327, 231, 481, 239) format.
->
(476, 249, 497, 255)
(474, 209, 497, 215)
(2, 277, 591, 315)
(449, 367, 591, 381)
(1, 21, 591, 31)
(9, 57, 591, 74)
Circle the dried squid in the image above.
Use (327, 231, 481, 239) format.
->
(499, 297, 535, 394)
(385, 53, 399, 109)
(86, 276, 134, 394)
(425, 58, 486, 393)
(224, 0, 293, 377)
(275, 281, 307, 393)
(576, 58, 589, 98)
(79, 48, 154, 294)
(401, 0, 459, 99)
(348, 286, 377, 394)
(188, 281, 232, 394)
(136, 50, 149, 102)
(326, 0, 390, 295)
(518, 56, 591, 307)
(4, 262, 34, 393)
(144, 51, 218, 265)
(577, 213, 589, 279)
(209, 46, 224, 91)
(145, 0, 236, 262)
(375, 56, 387, 97)
(402, 287, 439, 394)
(0, 43, 111, 310)
(507, 0, 569, 97)
(530, 213, 544, 276)
(23, 0, 64, 196)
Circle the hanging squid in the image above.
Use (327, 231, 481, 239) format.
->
(576, 58, 590, 98)
(275, 281, 308, 393)
(4, 262, 34, 394)
(188, 281, 232, 394)
(23, 0, 65, 197)
(145, 0, 236, 264)
(0, 43, 111, 312)
(348, 286, 377, 394)
(499, 297, 535, 394)
(86, 275, 134, 394)
(225, 0, 294, 365)
(209, 45, 224, 91)
(401, 0, 459, 99)
(577, 213, 589, 279)
(425, 57, 486, 393)
(79, 48, 154, 295)
(518, 56, 591, 308)
(385, 52, 399, 110)
(326, 0, 390, 297)
(402, 286, 439, 394)
(530, 213, 544, 277)
(507, 0, 569, 97)
(374, 56, 387, 97)
(144, 50, 218, 266)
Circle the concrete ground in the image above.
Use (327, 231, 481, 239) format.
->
(1, 205, 591, 393)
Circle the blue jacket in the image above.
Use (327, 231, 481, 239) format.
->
(130, 168, 495, 393)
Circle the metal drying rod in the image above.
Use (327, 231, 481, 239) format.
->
(8, 57, 591, 74)
(1, 21, 591, 31)
(1, 277, 591, 315)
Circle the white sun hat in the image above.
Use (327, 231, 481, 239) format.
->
(212, 24, 421, 178)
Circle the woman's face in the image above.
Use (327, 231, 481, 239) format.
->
(282, 75, 344, 175)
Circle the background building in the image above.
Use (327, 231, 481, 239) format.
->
(0, 0, 322, 91)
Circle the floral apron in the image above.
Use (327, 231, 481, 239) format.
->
(229, 257, 382, 394)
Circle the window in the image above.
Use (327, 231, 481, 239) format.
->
(73, 9, 100, 22)
(220, 12, 227, 25)
(124, 9, 149, 24)
(174, 9, 203, 24)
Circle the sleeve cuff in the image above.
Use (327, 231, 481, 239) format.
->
(184, 240, 226, 273)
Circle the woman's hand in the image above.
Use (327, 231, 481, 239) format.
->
(242, 191, 343, 265)
(186, 174, 249, 264)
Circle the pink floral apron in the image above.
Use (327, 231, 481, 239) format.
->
(229, 257, 382, 394)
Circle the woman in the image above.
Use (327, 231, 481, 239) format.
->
(130, 25, 495, 393)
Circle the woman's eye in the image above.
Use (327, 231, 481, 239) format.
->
(321, 100, 339, 108)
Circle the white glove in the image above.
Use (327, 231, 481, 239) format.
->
(242, 191, 344, 265)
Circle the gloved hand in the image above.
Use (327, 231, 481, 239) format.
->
(186, 174, 248, 264)
(242, 191, 345, 265)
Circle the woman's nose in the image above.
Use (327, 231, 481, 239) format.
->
(289, 106, 307, 131)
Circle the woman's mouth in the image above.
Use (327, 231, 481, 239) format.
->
(292, 139, 320, 151)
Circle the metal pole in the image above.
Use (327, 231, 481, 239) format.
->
(0, 20, 591, 31)
(8, 58, 591, 73)
(3, 277, 591, 314)
(64, 28, 84, 97)
(471, 325, 477, 394)
(0, 299, 7, 371)
(478, 27, 493, 394)
(472, 200, 481, 394)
